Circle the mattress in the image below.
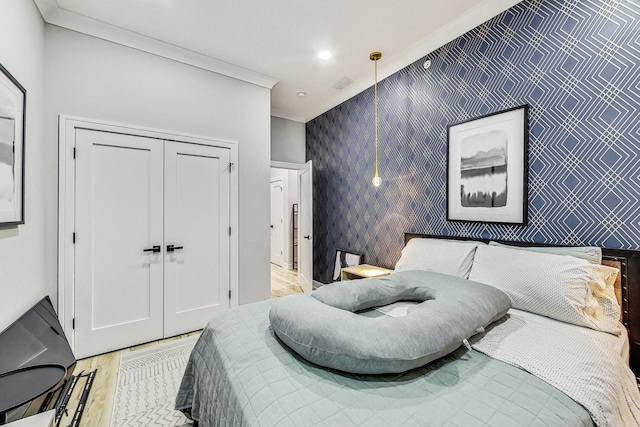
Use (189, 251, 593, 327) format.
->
(176, 299, 594, 426)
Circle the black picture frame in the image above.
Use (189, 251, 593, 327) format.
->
(332, 249, 364, 281)
(0, 62, 26, 226)
(446, 104, 529, 225)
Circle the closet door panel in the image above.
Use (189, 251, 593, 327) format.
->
(74, 129, 164, 358)
(164, 141, 230, 337)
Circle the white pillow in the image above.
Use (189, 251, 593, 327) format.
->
(468, 245, 620, 335)
(394, 238, 483, 279)
(488, 241, 602, 264)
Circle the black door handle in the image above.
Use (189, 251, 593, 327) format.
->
(167, 244, 184, 253)
(270, 225, 274, 228)
(143, 245, 161, 253)
(303, 235, 311, 240)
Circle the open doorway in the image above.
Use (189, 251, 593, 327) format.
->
(270, 161, 313, 297)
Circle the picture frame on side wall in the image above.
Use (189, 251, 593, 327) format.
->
(0, 63, 26, 226)
(332, 249, 364, 281)
(447, 104, 529, 225)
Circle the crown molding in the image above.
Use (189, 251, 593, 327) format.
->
(32, 0, 279, 89)
(302, 0, 524, 122)
(33, 0, 58, 21)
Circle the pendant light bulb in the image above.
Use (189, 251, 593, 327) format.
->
(372, 175, 382, 187)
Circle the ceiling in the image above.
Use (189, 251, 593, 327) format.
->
(34, 0, 522, 123)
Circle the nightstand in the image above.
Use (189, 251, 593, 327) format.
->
(340, 264, 392, 281)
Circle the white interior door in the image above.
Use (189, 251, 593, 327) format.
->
(270, 180, 284, 267)
(74, 129, 164, 358)
(163, 141, 231, 337)
(298, 161, 313, 293)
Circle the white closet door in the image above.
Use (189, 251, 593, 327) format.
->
(74, 129, 164, 358)
(163, 141, 231, 337)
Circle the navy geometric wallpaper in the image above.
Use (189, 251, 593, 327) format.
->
(306, 0, 640, 284)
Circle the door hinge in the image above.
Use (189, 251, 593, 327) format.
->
(72, 232, 76, 244)
(72, 318, 75, 329)
(229, 227, 231, 236)
(228, 290, 232, 300)
(73, 147, 76, 159)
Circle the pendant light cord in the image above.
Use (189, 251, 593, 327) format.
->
(374, 57, 379, 177)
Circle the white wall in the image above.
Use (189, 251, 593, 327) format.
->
(271, 116, 305, 163)
(0, 1, 47, 330)
(45, 26, 271, 306)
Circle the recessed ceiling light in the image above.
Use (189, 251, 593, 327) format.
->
(297, 91, 307, 97)
(318, 51, 332, 60)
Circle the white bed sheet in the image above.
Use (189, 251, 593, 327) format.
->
(375, 303, 629, 364)
(508, 308, 629, 364)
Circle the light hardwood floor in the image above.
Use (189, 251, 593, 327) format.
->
(271, 264, 302, 297)
(59, 265, 301, 426)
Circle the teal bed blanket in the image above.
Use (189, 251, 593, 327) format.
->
(175, 299, 593, 426)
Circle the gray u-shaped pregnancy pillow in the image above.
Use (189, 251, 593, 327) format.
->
(269, 270, 511, 374)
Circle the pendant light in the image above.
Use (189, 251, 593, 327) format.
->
(370, 51, 382, 187)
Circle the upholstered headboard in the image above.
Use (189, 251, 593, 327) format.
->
(404, 233, 640, 376)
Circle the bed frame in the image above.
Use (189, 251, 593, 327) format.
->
(405, 233, 640, 377)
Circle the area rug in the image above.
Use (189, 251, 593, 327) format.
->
(111, 335, 199, 427)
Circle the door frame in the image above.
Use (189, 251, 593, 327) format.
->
(270, 161, 315, 291)
(59, 115, 239, 351)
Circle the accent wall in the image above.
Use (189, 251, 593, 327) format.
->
(306, 0, 640, 283)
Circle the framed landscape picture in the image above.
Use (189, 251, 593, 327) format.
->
(0, 63, 26, 226)
(446, 105, 528, 225)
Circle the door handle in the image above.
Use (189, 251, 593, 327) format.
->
(167, 244, 184, 253)
(143, 245, 161, 253)
(270, 225, 274, 228)
(303, 235, 311, 240)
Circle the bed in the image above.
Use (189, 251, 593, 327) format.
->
(175, 234, 640, 426)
